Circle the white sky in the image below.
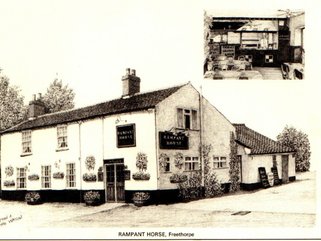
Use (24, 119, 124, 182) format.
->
(0, 0, 320, 170)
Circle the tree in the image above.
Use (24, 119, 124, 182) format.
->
(204, 11, 213, 74)
(277, 126, 311, 172)
(0, 71, 26, 131)
(43, 78, 75, 113)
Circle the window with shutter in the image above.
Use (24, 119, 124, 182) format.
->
(192, 110, 198, 129)
(177, 108, 183, 128)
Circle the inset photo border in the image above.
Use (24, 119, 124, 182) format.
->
(204, 9, 305, 80)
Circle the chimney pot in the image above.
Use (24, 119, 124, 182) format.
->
(38, 93, 42, 100)
(121, 68, 141, 97)
(33, 94, 37, 101)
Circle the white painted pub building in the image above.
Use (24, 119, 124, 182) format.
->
(0, 69, 295, 203)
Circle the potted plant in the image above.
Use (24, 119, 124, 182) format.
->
(3, 180, 15, 187)
(169, 173, 188, 183)
(132, 172, 150, 180)
(132, 152, 150, 180)
(5, 166, 14, 177)
(53, 172, 65, 179)
(25, 192, 42, 205)
(159, 153, 169, 172)
(84, 191, 101, 206)
(132, 192, 150, 207)
(174, 152, 184, 169)
(85, 155, 96, 171)
(28, 174, 40, 181)
(83, 173, 97, 182)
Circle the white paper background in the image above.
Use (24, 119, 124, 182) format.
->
(0, 0, 320, 239)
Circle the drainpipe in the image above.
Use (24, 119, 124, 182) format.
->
(102, 117, 107, 203)
(78, 121, 82, 203)
(199, 86, 204, 187)
(154, 108, 160, 204)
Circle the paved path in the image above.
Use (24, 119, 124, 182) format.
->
(46, 172, 316, 228)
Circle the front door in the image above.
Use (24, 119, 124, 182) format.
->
(282, 155, 289, 183)
(105, 163, 125, 202)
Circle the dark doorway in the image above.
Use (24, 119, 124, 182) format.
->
(104, 159, 125, 202)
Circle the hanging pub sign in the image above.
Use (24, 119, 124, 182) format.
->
(116, 124, 136, 148)
(159, 131, 189, 150)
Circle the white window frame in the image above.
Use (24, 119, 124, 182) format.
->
(184, 156, 200, 171)
(66, 163, 76, 188)
(17, 167, 27, 189)
(22, 130, 32, 154)
(41, 165, 51, 189)
(213, 156, 227, 169)
(57, 125, 68, 149)
(177, 108, 198, 130)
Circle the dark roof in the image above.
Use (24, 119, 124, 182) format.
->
(233, 124, 294, 155)
(2, 84, 187, 134)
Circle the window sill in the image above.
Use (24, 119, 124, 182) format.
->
(213, 167, 229, 170)
(56, 147, 69, 152)
(20, 153, 32, 157)
(175, 128, 200, 132)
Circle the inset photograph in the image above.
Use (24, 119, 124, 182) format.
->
(204, 9, 305, 80)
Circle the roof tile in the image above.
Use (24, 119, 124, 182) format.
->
(233, 123, 294, 154)
(2, 84, 186, 134)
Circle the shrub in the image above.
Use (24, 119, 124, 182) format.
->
(204, 171, 224, 198)
(229, 132, 240, 192)
(83, 173, 97, 182)
(25, 192, 41, 205)
(178, 172, 202, 201)
(169, 173, 188, 183)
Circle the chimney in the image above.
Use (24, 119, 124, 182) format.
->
(28, 94, 46, 119)
(122, 68, 141, 97)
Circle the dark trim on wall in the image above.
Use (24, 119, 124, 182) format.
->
(1, 189, 106, 203)
(289, 176, 296, 182)
(240, 182, 261, 191)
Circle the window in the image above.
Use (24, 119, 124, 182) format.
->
(22, 130, 32, 154)
(265, 55, 274, 63)
(185, 157, 199, 171)
(41, 165, 51, 188)
(17, 168, 26, 189)
(66, 163, 76, 188)
(213, 156, 227, 169)
(241, 32, 278, 50)
(184, 110, 191, 129)
(57, 125, 68, 149)
(177, 108, 198, 130)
